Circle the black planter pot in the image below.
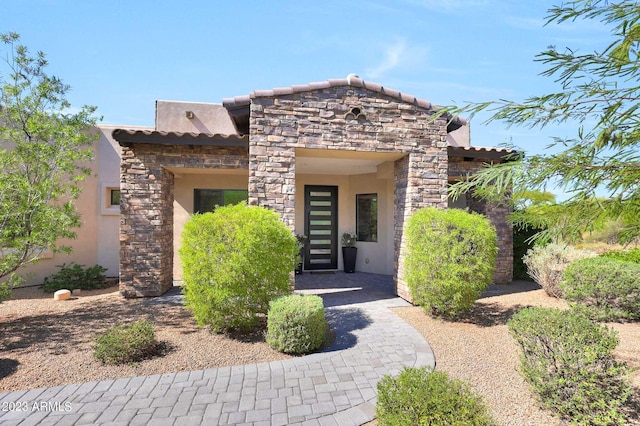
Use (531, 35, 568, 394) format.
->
(342, 247, 357, 273)
(295, 247, 304, 274)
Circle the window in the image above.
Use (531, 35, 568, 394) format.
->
(356, 193, 377, 242)
(194, 189, 248, 213)
(101, 183, 121, 215)
(110, 189, 121, 206)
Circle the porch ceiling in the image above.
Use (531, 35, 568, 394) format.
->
(295, 148, 405, 175)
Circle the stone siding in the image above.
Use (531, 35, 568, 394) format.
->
(248, 86, 449, 300)
(119, 144, 248, 297)
(449, 157, 514, 284)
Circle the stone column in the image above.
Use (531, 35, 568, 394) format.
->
(248, 139, 296, 229)
(394, 150, 448, 302)
(119, 146, 174, 297)
(467, 195, 513, 284)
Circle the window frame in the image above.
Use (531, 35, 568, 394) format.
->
(193, 188, 248, 214)
(356, 193, 378, 242)
(101, 183, 121, 216)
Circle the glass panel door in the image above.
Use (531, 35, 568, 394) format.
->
(304, 185, 338, 270)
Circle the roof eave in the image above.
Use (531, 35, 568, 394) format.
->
(112, 129, 249, 148)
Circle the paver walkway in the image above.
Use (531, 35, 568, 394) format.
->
(0, 272, 434, 426)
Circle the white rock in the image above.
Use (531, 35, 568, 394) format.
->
(54, 289, 71, 301)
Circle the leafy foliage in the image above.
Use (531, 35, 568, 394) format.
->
(179, 203, 298, 332)
(602, 247, 640, 264)
(508, 307, 631, 425)
(448, 1, 640, 245)
(512, 191, 554, 280)
(0, 32, 99, 297)
(376, 367, 495, 426)
(266, 294, 326, 354)
(41, 262, 107, 293)
(522, 243, 597, 297)
(562, 257, 640, 321)
(341, 231, 356, 248)
(405, 207, 497, 317)
(513, 224, 544, 280)
(94, 320, 159, 365)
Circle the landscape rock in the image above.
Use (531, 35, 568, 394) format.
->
(53, 289, 71, 301)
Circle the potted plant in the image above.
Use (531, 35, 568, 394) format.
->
(295, 233, 307, 274)
(341, 231, 357, 273)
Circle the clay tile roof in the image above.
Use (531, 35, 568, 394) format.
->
(221, 75, 468, 127)
(111, 128, 248, 147)
(448, 145, 519, 161)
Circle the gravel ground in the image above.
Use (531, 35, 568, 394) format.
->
(394, 281, 640, 426)
(1, 281, 638, 425)
(0, 285, 291, 392)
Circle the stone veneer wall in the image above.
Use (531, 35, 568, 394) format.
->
(449, 157, 513, 284)
(248, 86, 449, 301)
(119, 144, 248, 297)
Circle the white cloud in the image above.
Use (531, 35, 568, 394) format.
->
(365, 38, 427, 80)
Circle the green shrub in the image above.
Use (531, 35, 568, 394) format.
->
(508, 307, 631, 425)
(522, 244, 597, 298)
(405, 207, 497, 317)
(513, 224, 544, 280)
(0, 274, 22, 303)
(94, 320, 159, 365)
(0, 283, 10, 302)
(376, 367, 495, 426)
(582, 219, 626, 244)
(561, 257, 640, 321)
(42, 262, 108, 293)
(266, 294, 327, 354)
(601, 247, 640, 264)
(179, 203, 299, 332)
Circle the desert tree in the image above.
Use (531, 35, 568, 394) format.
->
(0, 32, 98, 300)
(449, 1, 640, 244)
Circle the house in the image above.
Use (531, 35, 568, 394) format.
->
(9, 75, 513, 300)
(109, 75, 514, 301)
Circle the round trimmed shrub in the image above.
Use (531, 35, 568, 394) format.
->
(94, 320, 158, 365)
(522, 243, 597, 298)
(508, 307, 631, 425)
(266, 294, 326, 354)
(405, 207, 497, 317)
(179, 203, 299, 332)
(561, 257, 640, 321)
(376, 367, 494, 426)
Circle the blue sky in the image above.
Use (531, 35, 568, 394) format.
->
(1, 0, 610, 157)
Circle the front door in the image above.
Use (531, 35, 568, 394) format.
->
(304, 185, 338, 270)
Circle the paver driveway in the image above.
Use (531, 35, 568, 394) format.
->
(0, 272, 434, 425)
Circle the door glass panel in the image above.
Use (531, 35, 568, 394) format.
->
(310, 201, 332, 206)
(310, 249, 331, 255)
(310, 239, 331, 245)
(310, 191, 331, 197)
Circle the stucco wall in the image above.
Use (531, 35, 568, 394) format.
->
(172, 171, 249, 279)
(96, 125, 128, 276)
